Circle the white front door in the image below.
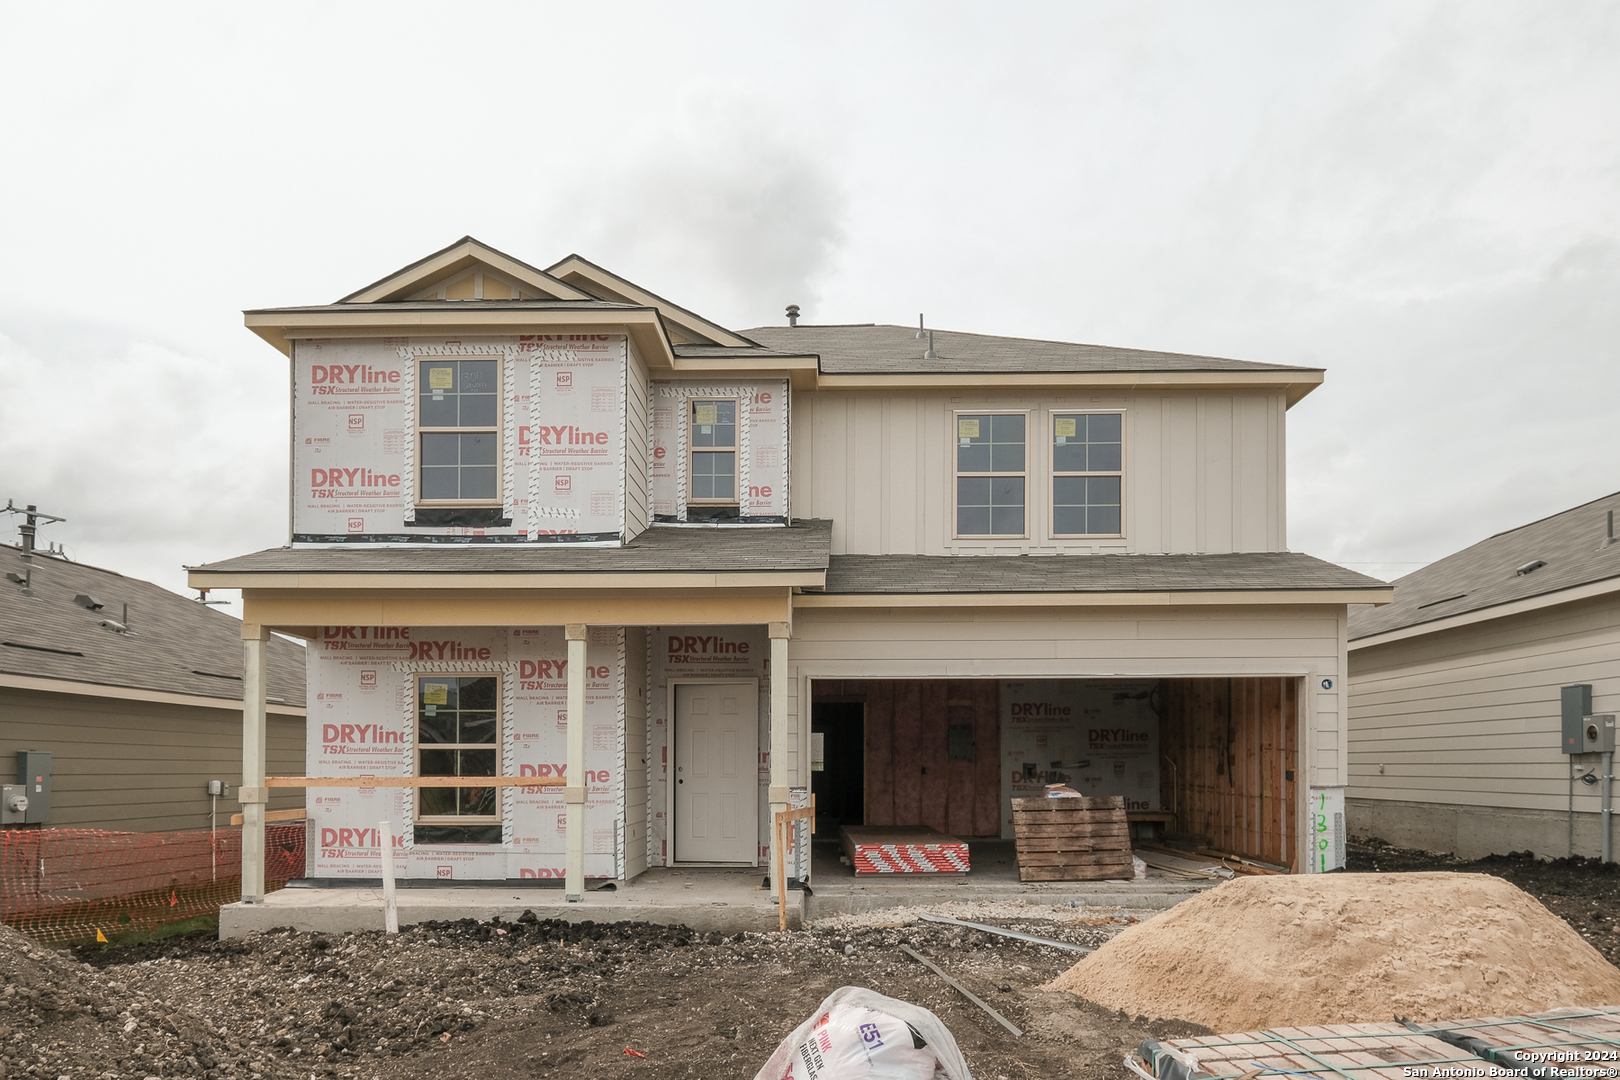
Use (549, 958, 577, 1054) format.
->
(674, 681, 757, 863)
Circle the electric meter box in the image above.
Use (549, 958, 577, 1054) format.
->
(1584, 716, 1617, 755)
(15, 750, 51, 823)
(1, 784, 28, 824)
(1563, 684, 1594, 754)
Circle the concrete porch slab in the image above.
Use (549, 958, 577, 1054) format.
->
(220, 839, 1220, 939)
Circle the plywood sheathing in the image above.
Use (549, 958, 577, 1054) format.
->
(1161, 677, 1297, 865)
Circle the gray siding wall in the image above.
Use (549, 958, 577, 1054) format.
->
(789, 389, 1287, 557)
(1348, 592, 1620, 849)
(625, 343, 651, 538)
(0, 687, 304, 832)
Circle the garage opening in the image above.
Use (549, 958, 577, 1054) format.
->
(810, 677, 1299, 867)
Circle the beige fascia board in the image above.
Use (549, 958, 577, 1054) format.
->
(812, 369, 1323, 404)
(1348, 574, 1620, 651)
(794, 588, 1392, 609)
(190, 570, 825, 590)
(243, 309, 675, 368)
(545, 254, 753, 348)
(0, 671, 306, 717)
(239, 586, 794, 629)
(344, 241, 593, 304)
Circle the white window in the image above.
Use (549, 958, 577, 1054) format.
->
(414, 674, 501, 845)
(688, 398, 739, 505)
(955, 412, 1027, 537)
(417, 358, 500, 505)
(1051, 411, 1123, 536)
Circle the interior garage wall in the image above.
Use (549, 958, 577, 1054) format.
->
(0, 687, 304, 832)
(811, 679, 1001, 837)
(1161, 677, 1298, 866)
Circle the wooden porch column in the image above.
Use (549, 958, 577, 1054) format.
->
(239, 624, 272, 903)
(564, 623, 588, 902)
(767, 622, 792, 882)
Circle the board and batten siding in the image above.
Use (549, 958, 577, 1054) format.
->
(788, 390, 1286, 556)
(783, 603, 1349, 793)
(1348, 592, 1620, 821)
(0, 687, 304, 832)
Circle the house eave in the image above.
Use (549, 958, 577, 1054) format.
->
(1349, 574, 1620, 651)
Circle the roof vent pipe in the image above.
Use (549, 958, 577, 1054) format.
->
(922, 329, 939, 361)
(916, 313, 926, 340)
(785, 304, 800, 327)
(1603, 510, 1616, 550)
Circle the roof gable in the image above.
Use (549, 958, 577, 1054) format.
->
(545, 254, 755, 348)
(339, 237, 594, 304)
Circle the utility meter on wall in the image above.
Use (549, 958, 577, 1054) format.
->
(1583, 715, 1617, 754)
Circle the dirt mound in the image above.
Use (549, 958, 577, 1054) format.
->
(1044, 871, 1620, 1031)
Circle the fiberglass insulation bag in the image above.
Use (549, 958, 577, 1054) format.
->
(753, 986, 973, 1080)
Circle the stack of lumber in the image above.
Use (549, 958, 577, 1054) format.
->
(1010, 795, 1132, 881)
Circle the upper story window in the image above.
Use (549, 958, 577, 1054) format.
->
(1051, 411, 1122, 536)
(689, 398, 738, 504)
(417, 359, 500, 505)
(955, 412, 1026, 537)
(415, 674, 501, 845)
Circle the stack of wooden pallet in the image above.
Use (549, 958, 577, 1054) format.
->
(1010, 795, 1133, 881)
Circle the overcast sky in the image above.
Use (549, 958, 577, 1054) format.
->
(1, 2, 1616, 611)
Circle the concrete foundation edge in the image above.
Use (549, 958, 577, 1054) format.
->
(1349, 796, 1612, 861)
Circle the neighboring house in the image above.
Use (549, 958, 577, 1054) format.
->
(1347, 490, 1620, 859)
(189, 236, 1389, 901)
(1, 538, 305, 832)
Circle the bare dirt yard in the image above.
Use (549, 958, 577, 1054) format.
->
(3, 841, 1617, 1080)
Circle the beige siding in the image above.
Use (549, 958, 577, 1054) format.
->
(624, 343, 651, 538)
(789, 389, 1287, 556)
(1348, 592, 1620, 815)
(783, 603, 1348, 798)
(622, 628, 649, 878)
(0, 687, 303, 832)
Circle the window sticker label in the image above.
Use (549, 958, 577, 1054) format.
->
(428, 367, 455, 390)
(693, 403, 718, 425)
(422, 682, 449, 705)
(958, 417, 980, 438)
(1054, 417, 1077, 438)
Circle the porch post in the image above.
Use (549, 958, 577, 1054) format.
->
(564, 623, 588, 901)
(767, 622, 792, 884)
(240, 624, 271, 904)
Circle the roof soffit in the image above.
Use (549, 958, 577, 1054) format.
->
(545, 254, 756, 348)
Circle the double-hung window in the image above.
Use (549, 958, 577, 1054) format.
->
(688, 398, 738, 505)
(1051, 412, 1123, 536)
(955, 412, 1026, 537)
(415, 674, 501, 845)
(418, 359, 500, 504)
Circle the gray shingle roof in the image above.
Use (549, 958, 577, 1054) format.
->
(190, 519, 834, 576)
(244, 299, 645, 317)
(736, 324, 1319, 376)
(823, 552, 1388, 594)
(0, 544, 304, 705)
(1348, 490, 1620, 641)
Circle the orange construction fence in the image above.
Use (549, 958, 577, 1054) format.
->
(0, 823, 305, 946)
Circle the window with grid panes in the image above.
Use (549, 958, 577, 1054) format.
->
(1051, 412, 1122, 536)
(955, 412, 1026, 536)
(688, 398, 738, 503)
(414, 675, 501, 844)
(417, 359, 499, 504)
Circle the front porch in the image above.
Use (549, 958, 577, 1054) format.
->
(217, 840, 1214, 938)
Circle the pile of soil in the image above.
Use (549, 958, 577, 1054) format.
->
(2, 904, 1190, 1079)
(1044, 871, 1620, 1031)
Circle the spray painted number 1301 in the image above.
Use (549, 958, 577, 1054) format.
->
(1313, 792, 1331, 872)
